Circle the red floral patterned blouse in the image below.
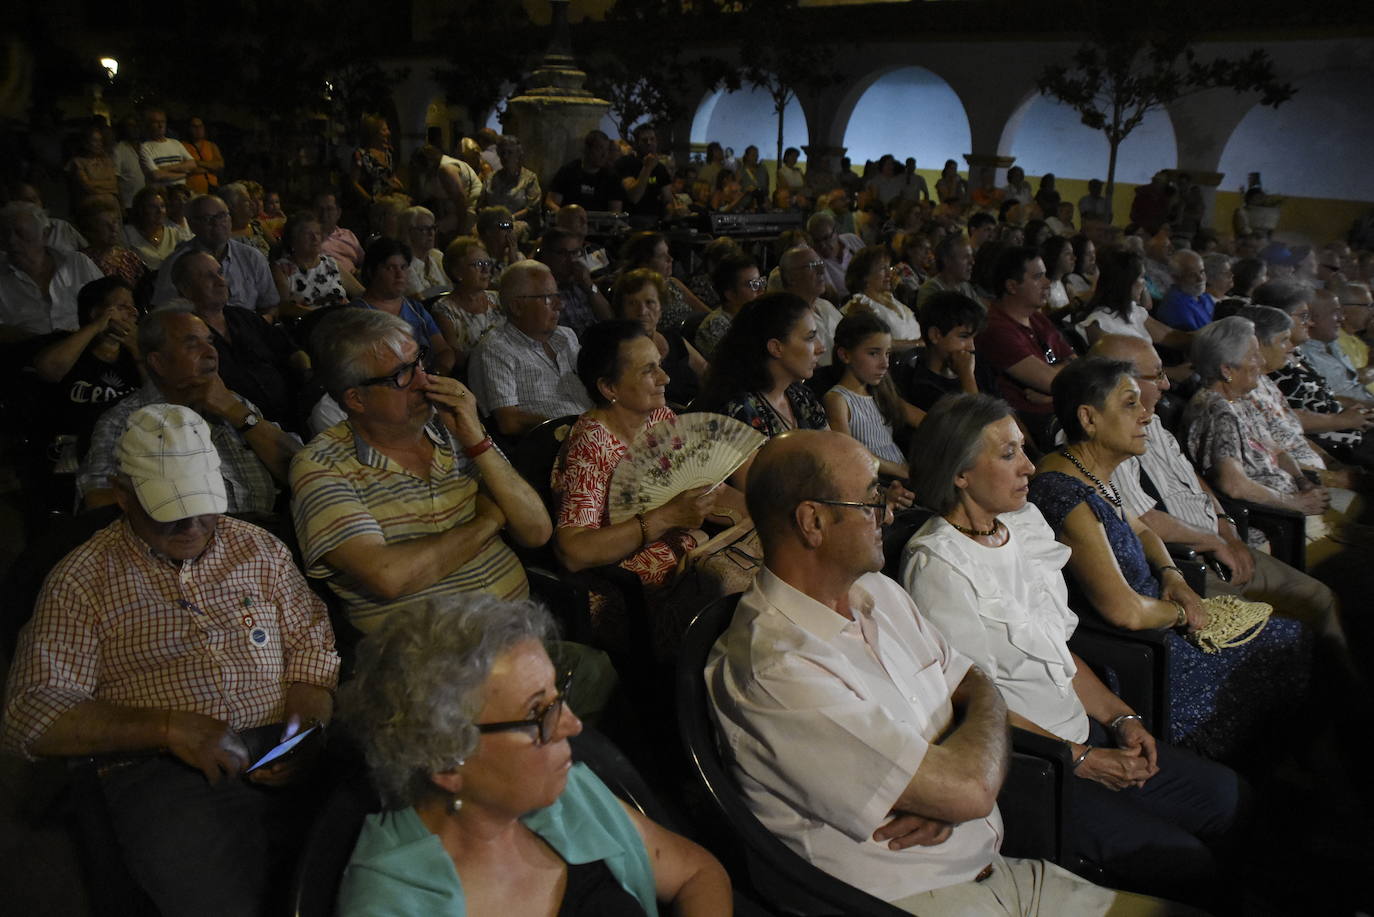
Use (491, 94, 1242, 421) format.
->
(551, 407, 698, 588)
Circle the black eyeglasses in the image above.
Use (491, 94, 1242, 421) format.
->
(496, 221, 514, 231)
(476, 671, 574, 745)
(359, 345, 429, 389)
(807, 260, 825, 273)
(469, 259, 495, 271)
(810, 496, 889, 523)
(745, 277, 768, 291)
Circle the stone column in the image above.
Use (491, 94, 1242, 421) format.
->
(964, 152, 1016, 194)
(503, 0, 610, 186)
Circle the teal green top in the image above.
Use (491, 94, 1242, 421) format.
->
(337, 763, 658, 916)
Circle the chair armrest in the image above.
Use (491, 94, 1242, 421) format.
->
(1218, 496, 1304, 571)
(526, 566, 593, 644)
(1163, 543, 1208, 595)
(999, 727, 1073, 864)
(1068, 617, 1172, 739)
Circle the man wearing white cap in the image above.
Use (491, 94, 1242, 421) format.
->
(3, 403, 339, 915)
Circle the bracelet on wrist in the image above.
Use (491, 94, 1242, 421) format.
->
(1108, 713, 1143, 733)
(635, 512, 649, 549)
(1169, 600, 1187, 628)
(463, 436, 494, 459)
(1156, 564, 1183, 577)
(1071, 746, 1094, 771)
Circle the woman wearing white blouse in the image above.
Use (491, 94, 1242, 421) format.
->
(899, 393, 1240, 907)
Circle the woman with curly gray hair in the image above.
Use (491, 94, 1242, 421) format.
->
(336, 595, 731, 915)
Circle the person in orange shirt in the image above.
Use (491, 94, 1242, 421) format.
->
(182, 116, 225, 195)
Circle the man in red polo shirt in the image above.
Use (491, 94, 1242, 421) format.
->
(976, 246, 1076, 450)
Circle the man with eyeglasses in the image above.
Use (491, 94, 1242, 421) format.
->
(977, 246, 1074, 450)
(1334, 280, 1374, 395)
(291, 307, 552, 636)
(805, 210, 863, 303)
(779, 245, 843, 366)
(468, 260, 594, 436)
(535, 226, 611, 338)
(694, 252, 764, 361)
(152, 194, 279, 315)
(707, 430, 1163, 915)
(1094, 334, 1345, 658)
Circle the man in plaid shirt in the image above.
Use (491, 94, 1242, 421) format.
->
(3, 404, 338, 915)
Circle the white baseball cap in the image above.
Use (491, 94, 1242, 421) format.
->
(116, 404, 228, 522)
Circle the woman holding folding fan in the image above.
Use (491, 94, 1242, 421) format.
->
(551, 320, 747, 651)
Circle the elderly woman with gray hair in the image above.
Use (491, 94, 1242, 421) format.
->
(1028, 357, 1310, 763)
(900, 393, 1241, 903)
(398, 205, 451, 300)
(1181, 316, 1331, 525)
(336, 595, 731, 915)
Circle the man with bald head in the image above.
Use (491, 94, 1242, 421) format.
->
(152, 193, 279, 314)
(778, 244, 843, 366)
(1155, 250, 1214, 331)
(1093, 333, 1344, 651)
(707, 430, 1168, 914)
(467, 259, 593, 436)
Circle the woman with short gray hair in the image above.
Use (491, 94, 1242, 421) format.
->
(336, 595, 731, 915)
(902, 392, 1243, 901)
(1182, 316, 1331, 522)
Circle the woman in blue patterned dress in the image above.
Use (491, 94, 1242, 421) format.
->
(1028, 356, 1311, 764)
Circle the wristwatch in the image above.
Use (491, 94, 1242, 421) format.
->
(236, 411, 260, 433)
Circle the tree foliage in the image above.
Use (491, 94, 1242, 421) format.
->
(706, 0, 844, 164)
(1037, 8, 1294, 195)
(431, 0, 539, 133)
(585, 0, 728, 142)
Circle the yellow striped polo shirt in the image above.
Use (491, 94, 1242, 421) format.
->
(290, 420, 527, 632)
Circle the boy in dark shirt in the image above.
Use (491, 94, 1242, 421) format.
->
(908, 291, 994, 411)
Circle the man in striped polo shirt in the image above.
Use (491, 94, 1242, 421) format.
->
(290, 308, 551, 635)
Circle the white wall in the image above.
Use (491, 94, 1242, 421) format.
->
(1003, 94, 1178, 184)
(690, 85, 809, 161)
(1218, 68, 1374, 202)
(840, 66, 971, 169)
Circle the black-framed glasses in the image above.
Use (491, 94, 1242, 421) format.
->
(810, 497, 889, 523)
(359, 345, 429, 390)
(745, 277, 768, 291)
(469, 259, 495, 271)
(476, 671, 574, 745)
(496, 221, 514, 231)
(807, 260, 825, 273)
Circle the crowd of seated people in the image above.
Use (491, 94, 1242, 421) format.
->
(7, 107, 1374, 915)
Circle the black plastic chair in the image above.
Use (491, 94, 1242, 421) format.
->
(676, 594, 910, 916)
(1218, 495, 1304, 572)
(677, 594, 1075, 916)
(1068, 613, 1172, 739)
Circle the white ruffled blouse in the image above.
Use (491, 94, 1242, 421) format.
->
(900, 502, 1089, 742)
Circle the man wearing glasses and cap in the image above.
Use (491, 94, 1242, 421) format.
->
(3, 403, 339, 915)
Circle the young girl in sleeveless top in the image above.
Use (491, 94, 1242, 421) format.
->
(822, 312, 927, 481)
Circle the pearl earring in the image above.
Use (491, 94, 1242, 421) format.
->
(449, 796, 463, 814)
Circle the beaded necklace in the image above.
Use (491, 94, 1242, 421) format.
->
(1059, 449, 1123, 510)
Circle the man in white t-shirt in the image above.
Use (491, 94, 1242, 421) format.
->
(139, 109, 196, 190)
